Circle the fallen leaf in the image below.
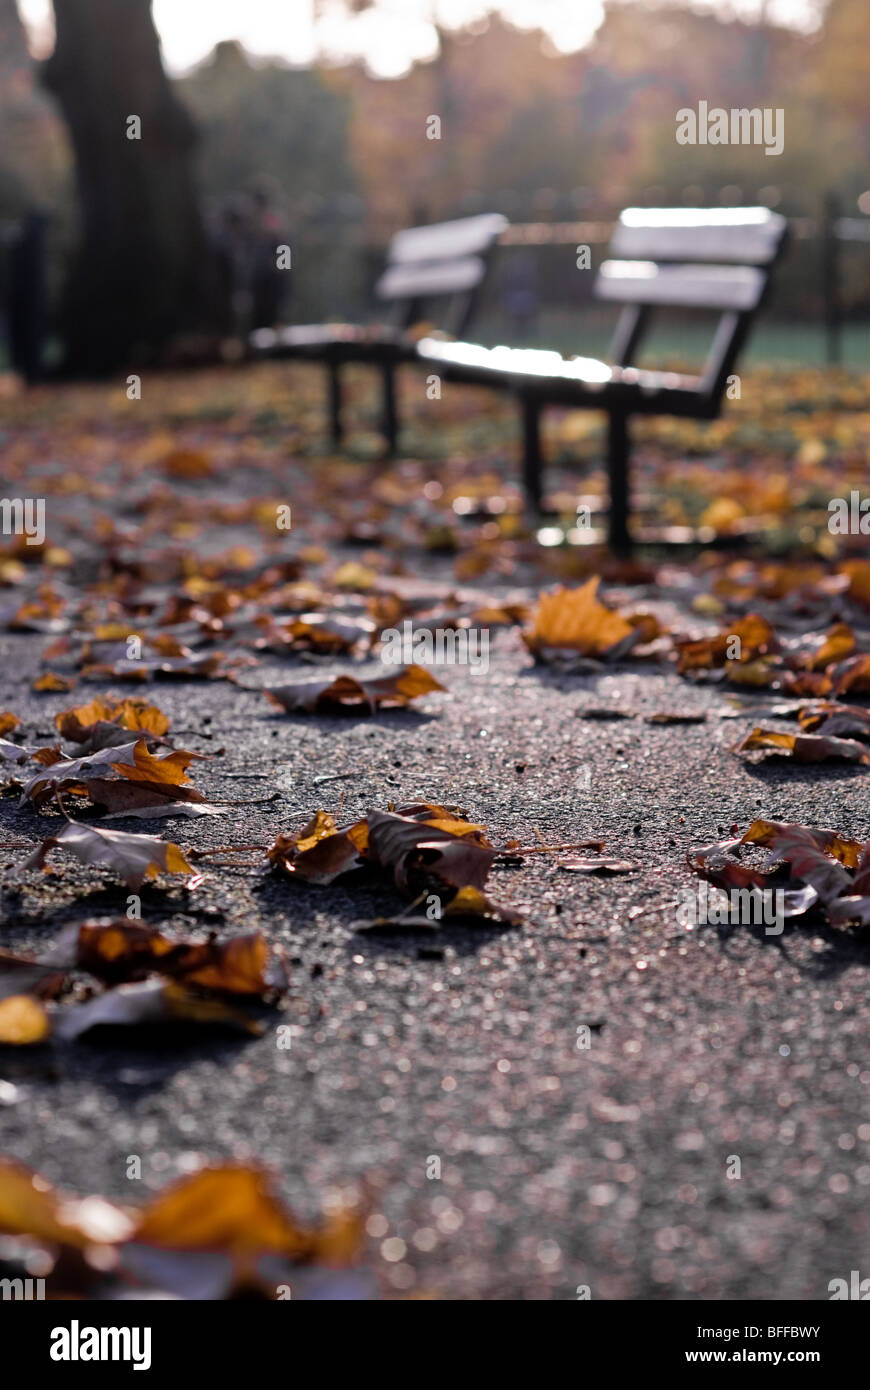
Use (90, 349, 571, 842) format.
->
(55, 979, 262, 1040)
(523, 579, 637, 659)
(33, 672, 76, 693)
(675, 614, 777, 674)
(17, 821, 194, 889)
(70, 920, 287, 997)
(558, 858, 639, 873)
(0, 1158, 133, 1248)
(264, 664, 445, 714)
(56, 696, 171, 744)
(735, 728, 870, 765)
(645, 712, 707, 725)
(0, 995, 51, 1045)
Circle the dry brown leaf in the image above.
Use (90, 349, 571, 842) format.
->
(33, 672, 77, 693)
(0, 711, 20, 736)
(798, 703, 870, 739)
(0, 1158, 133, 1248)
(264, 663, 445, 714)
(69, 920, 286, 997)
(17, 821, 194, 889)
(0, 994, 51, 1045)
(804, 622, 856, 671)
(558, 858, 639, 874)
(0, 737, 32, 764)
(523, 579, 636, 659)
(268, 811, 368, 883)
(132, 1164, 361, 1265)
(830, 654, 870, 697)
(56, 696, 171, 743)
(55, 979, 262, 1040)
(675, 614, 777, 674)
(735, 728, 870, 765)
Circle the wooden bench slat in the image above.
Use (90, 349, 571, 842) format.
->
(609, 207, 787, 264)
(386, 213, 507, 265)
(375, 255, 487, 301)
(595, 260, 766, 311)
(417, 337, 613, 384)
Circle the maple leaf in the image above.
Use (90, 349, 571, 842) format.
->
(264, 663, 445, 714)
(55, 979, 263, 1039)
(798, 703, 870, 739)
(675, 614, 777, 674)
(20, 738, 210, 817)
(69, 919, 288, 996)
(268, 811, 368, 883)
(55, 696, 171, 744)
(523, 579, 637, 659)
(32, 672, 76, 693)
(16, 821, 194, 889)
(735, 728, 870, 765)
(131, 1163, 362, 1268)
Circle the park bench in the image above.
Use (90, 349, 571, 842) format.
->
(249, 212, 507, 454)
(415, 206, 788, 552)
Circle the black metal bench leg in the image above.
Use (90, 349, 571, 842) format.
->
(521, 396, 542, 514)
(327, 360, 343, 448)
(607, 410, 632, 555)
(381, 362, 399, 457)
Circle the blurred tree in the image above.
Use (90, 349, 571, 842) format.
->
(42, 0, 218, 374)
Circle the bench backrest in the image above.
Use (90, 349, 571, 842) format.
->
(375, 213, 507, 337)
(594, 206, 788, 401)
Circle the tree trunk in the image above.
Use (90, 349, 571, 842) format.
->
(43, 0, 217, 375)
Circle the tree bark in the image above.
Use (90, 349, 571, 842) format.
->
(43, 0, 216, 374)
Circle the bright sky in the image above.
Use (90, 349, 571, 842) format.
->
(16, 0, 823, 79)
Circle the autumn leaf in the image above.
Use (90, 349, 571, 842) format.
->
(20, 737, 210, 817)
(0, 1156, 362, 1300)
(81, 651, 246, 681)
(675, 614, 777, 674)
(687, 818, 870, 927)
(0, 711, 19, 736)
(366, 808, 495, 895)
(268, 811, 369, 883)
(264, 663, 445, 714)
(830, 654, 870, 697)
(71, 919, 288, 996)
(131, 1163, 362, 1265)
(558, 858, 639, 874)
(523, 579, 637, 659)
(0, 995, 51, 1045)
(735, 727, 870, 765)
(802, 622, 856, 671)
(17, 821, 194, 889)
(55, 979, 263, 1039)
(0, 1158, 133, 1249)
(797, 702, 870, 739)
(270, 802, 520, 922)
(0, 737, 33, 764)
(55, 696, 171, 744)
(32, 672, 76, 693)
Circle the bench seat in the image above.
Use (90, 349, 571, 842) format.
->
(415, 337, 711, 416)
